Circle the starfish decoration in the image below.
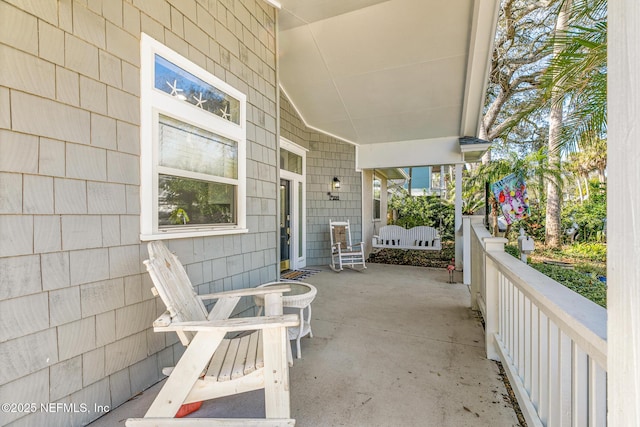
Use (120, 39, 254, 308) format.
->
(219, 105, 232, 120)
(166, 80, 183, 97)
(193, 93, 207, 108)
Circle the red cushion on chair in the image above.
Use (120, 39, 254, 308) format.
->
(175, 401, 202, 418)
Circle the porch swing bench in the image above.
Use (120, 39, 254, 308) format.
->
(372, 225, 442, 251)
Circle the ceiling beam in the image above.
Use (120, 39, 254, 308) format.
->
(357, 137, 465, 169)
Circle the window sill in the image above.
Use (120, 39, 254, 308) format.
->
(140, 227, 248, 241)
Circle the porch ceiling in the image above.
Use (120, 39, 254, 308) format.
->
(277, 0, 500, 156)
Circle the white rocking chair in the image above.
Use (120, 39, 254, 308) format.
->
(329, 219, 367, 272)
(126, 241, 299, 427)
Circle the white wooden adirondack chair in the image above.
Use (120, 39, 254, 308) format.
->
(126, 241, 300, 427)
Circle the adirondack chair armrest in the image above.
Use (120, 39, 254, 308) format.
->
(198, 284, 291, 302)
(153, 313, 299, 333)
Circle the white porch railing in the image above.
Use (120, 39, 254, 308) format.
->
(463, 216, 607, 427)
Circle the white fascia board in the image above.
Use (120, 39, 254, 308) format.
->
(460, 0, 501, 137)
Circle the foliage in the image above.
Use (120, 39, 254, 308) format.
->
(481, 0, 562, 147)
(388, 192, 455, 241)
(541, 0, 607, 152)
(461, 149, 559, 240)
(169, 208, 190, 225)
(563, 242, 607, 262)
(506, 243, 606, 307)
(505, 244, 520, 259)
(367, 243, 456, 269)
(160, 176, 233, 226)
(530, 262, 606, 308)
(561, 181, 606, 242)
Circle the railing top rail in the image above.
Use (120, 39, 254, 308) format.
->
(470, 220, 492, 248)
(487, 250, 607, 368)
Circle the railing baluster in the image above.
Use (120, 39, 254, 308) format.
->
(499, 273, 504, 339)
(549, 320, 560, 426)
(509, 278, 515, 361)
(539, 312, 549, 425)
(524, 296, 532, 395)
(518, 290, 525, 379)
(588, 358, 606, 427)
(531, 304, 540, 412)
(572, 343, 588, 427)
(559, 332, 572, 426)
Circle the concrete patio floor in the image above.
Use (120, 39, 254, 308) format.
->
(90, 263, 520, 427)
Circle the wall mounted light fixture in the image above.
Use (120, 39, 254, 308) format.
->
(328, 177, 341, 201)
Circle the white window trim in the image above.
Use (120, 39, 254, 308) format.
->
(140, 33, 247, 240)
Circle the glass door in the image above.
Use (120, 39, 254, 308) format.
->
(280, 179, 291, 272)
(280, 139, 307, 270)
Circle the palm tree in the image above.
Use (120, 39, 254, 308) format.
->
(542, 0, 606, 247)
(543, 0, 607, 151)
(465, 149, 561, 238)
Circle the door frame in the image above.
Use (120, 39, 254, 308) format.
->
(280, 138, 307, 270)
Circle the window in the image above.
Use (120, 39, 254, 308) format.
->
(280, 148, 303, 175)
(373, 175, 381, 221)
(140, 34, 247, 240)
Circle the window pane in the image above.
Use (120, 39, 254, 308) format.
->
(154, 54, 241, 124)
(280, 148, 303, 174)
(159, 115, 237, 179)
(158, 174, 236, 227)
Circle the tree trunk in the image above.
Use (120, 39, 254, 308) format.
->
(584, 176, 590, 199)
(545, 0, 573, 248)
(576, 177, 584, 203)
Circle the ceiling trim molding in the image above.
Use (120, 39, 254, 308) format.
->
(263, 0, 282, 9)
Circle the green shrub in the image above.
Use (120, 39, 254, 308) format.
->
(530, 263, 606, 308)
(388, 193, 455, 240)
(562, 182, 606, 243)
(505, 244, 520, 259)
(563, 242, 607, 262)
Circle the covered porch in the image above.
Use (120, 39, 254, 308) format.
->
(89, 262, 520, 426)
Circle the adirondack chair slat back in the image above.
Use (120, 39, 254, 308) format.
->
(145, 241, 208, 328)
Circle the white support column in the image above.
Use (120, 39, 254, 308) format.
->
(454, 164, 463, 269)
(440, 165, 446, 198)
(609, 1, 640, 425)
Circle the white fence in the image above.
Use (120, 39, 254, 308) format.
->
(464, 217, 607, 427)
